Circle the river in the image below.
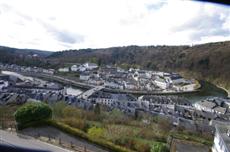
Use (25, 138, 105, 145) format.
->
(177, 81, 228, 102)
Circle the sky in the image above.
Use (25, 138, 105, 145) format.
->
(0, 0, 229, 51)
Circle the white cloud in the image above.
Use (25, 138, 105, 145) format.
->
(0, 0, 229, 51)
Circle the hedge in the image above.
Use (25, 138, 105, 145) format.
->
(46, 120, 134, 152)
(21, 119, 134, 152)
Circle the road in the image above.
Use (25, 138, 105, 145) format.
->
(0, 130, 71, 152)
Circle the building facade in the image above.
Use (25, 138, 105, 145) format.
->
(212, 125, 230, 152)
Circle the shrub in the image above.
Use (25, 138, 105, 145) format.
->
(104, 125, 137, 143)
(158, 118, 172, 133)
(137, 128, 166, 142)
(51, 101, 67, 119)
(83, 110, 102, 121)
(133, 141, 151, 152)
(62, 106, 82, 119)
(14, 102, 52, 125)
(151, 142, 169, 152)
(61, 118, 89, 132)
(88, 126, 105, 139)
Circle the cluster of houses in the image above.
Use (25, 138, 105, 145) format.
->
(1, 68, 228, 124)
(0, 93, 28, 105)
(85, 90, 138, 113)
(73, 86, 230, 123)
(58, 62, 98, 73)
(58, 63, 199, 93)
(194, 97, 229, 116)
(0, 62, 198, 93)
(0, 70, 67, 104)
(0, 63, 55, 75)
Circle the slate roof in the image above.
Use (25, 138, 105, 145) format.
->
(216, 124, 230, 152)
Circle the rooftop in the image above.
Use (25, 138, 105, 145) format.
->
(216, 124, 230, 152)
(155, 78, 167, 83)
(199, 100, 216, 109)
(214, 106, 227, 114)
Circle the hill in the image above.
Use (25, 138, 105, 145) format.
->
(0, 41, 229, 92)
(48, 41, 230, 91)
(0, 46, 53, 67)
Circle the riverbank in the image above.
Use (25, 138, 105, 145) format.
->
(216, 85, 230, 98)
(178, 81, 228, 102)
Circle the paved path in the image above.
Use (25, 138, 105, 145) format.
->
(0, 130, 71, 152)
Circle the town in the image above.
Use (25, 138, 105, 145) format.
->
(58, 62, 200, 93)
(0, 62, 230, 152)
(0, 62, 229, 123)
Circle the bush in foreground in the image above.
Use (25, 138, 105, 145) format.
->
(14, 102, 52, 126)
(151, 142, 168, 152)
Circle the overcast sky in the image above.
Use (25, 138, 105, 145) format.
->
(0, 0, 229, 51)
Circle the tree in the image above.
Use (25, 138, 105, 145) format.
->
(94, 103, 101, 115)
(14, 102, 52, 125)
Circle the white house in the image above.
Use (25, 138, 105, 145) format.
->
(58, 67, 69, 72)
(165, 74, 185, 84)
(117, 67, 125, 73)
(84, 63, 98, 70)
(212, 124, 230, 152)
(132, 72, 139, 81)
(194, 100, 216, 113)
(181, 83, 196, 91)
(213, 107, 227, 115)
(0, 80, 8, 90)
(173, 83, 196, 92)
(88, 78, 104, 85)
(124, 82, 136, 90)
(79, 66, 86, 72)
(79, 73, 90, 81)
(154, 78, 169, 89)
(71, 65, 79, 72)
(104, 81, 123, 89)
(153, 71, 165, 77)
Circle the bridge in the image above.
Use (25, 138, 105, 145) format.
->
(78, 86, 104, 99)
